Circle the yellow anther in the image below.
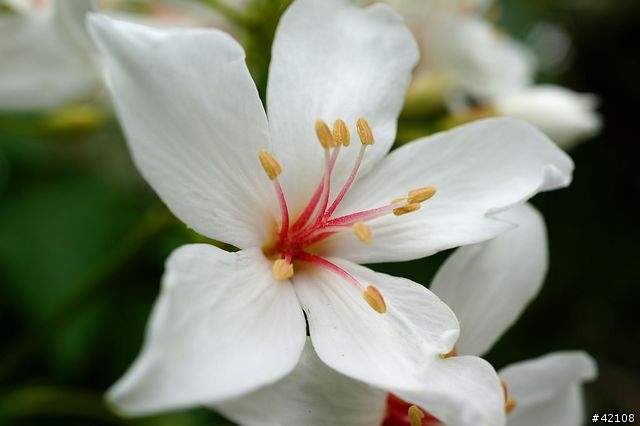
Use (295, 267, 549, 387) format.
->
(356, 117, 374, 145)
(333, 118, 351, 147)
(408, 405, 425, 426)
(315, 119, 336, 149)
(408, 186, 437, 204)
(353, 222, 372, 244)
(393, 203, 421, 216)
(363, 285, 386, 314)
(258, 150, 282, 181)
(439, 346, 458, 359)
(272, 259, 294, 281)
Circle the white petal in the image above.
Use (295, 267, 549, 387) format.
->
(397, 356, 506, 426)
(494, 85, 602, 151)
(423, 14, 535, 99)
(267, 0, 419, 211)
(54, 0, 95, 51)
(212, 340, 387, 426)
(321, 118, 573, 263)
(500, 352, 597, 426)
(107, 245, 306, 415)
(88, 16, 275, 248)
(294, 257, 459, 392)
(0, 9, 99, 110)
(430, 203, 547, 356)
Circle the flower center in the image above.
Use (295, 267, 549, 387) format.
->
(259, 117, 437, 314)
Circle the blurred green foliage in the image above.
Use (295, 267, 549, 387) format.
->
(0, 0, 638, 424)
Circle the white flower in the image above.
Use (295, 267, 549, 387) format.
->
(214, 204, 595, 426)
(0, 0, 233, 111)
(88, 0, 572, 420)
(494, 85, 602, 151)
(0, 0, 100, 110)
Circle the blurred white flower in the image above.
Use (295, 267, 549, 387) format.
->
(494, 85, 602, 151)
(89, 0, 572, 421)
(0, 0, 100, 110)
(379, 0, 602, 149)
(420, 11, 535, 100)
(0, 0, 236, 111)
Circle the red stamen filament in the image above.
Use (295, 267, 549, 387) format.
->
(296, 252, 364, 291)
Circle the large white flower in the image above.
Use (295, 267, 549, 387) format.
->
(88, 0, 573, 420)
(214, 204, 596, 426)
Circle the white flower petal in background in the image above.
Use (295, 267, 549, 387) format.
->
(494, 85, 602, 151)
(322, 118, 572, 264)
(500, 352, 598, 426)
(107, 245, 306, 415)
(422, 14, 535, 99)
(88, 15, 276, 249)
(267, 0, 419, 211)
(430, 203, 547, 356)
(0, 0, 100, 110)
(212, 340, 387, 426)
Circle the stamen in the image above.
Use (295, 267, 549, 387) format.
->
(272, 258, 294, 281)
(353, 222, 372, 244)
(289, 146, 340, 232)
(393, 203, 421, 216)
(440, 346, 458, 359)
(315, 120, 335, 148)
(258, 149, 282, 180)
(296, 252, 364, 291)
(274, 179, 290, 239)
(408, 405, 425, 426)
(356, 117, 374, 145)
(325, 143, 367, 218)
(333, 118, 350, 147)
(327, 198, 408, 227)
(408, 186, 437, 204)
(363, 285, 387, 314)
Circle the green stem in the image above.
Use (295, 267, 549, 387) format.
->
(0, 203, 173, 382)
(0, 386, 124, 424)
